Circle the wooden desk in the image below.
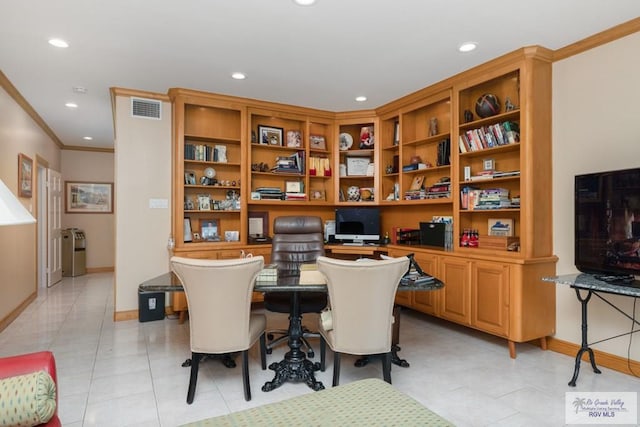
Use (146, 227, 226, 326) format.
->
(325, 244, 388, 259)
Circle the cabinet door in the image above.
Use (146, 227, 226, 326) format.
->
(471, 261, 509, 337)
(412, 253, 439, 315)
(439, 257, 471, 325)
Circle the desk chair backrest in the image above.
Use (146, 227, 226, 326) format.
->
(317, 256, 409, 355)
(271, 216, 325, 271)
(171, 256, 264, 353)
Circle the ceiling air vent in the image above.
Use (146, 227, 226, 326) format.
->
(131, 97, 161, 120)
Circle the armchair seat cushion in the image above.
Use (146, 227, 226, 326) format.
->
(0, 370, 56, 427)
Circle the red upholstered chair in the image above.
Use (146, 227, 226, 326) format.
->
(0, 351, 61, 427)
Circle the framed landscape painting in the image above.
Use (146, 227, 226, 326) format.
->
(65, 181, 113, 213)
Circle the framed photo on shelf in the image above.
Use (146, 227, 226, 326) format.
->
(18, 153, 33, 198)
(311, 189, 326, 201)
(285, 180, 303, 193)
(197, 194, 211, 211)
(309, 135, 326, 150)
(65, 181, 113, 213)
(184, 170, 196, 185)
(359, 126, 374, 149)
(488, 218, 514, 236)
(409, 175, 425, 191)
(248, 211, 269, 238)
(286, 130, 302, 148)
(258, 125, 284, 146)
(201, 219, 220, 241)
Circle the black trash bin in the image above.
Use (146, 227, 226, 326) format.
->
(138, 290, 165, 322)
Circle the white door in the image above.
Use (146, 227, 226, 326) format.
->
(48, 169, 63, 286)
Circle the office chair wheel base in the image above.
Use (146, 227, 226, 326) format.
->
(266, 348, 273, 355)
(267, 333, 275, 340)
(307, 350, 314, 358)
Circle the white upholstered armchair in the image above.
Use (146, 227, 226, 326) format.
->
(316, 255, 409, 386)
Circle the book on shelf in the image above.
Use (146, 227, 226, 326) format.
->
(458, 121, 520, 153)
(285, 192, 307, 200)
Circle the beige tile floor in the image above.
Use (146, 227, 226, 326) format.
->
(0, 272, 638, 426)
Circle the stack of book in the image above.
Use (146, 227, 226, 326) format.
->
(257, 264, 278, 282)
(426, 181, 451, 199)
(404, 189, 427, 200)
(475, 188, 512, 210)
(272, 150, 305, 174)
(256, 187, 283, 200)
(285, 192, 306, 201)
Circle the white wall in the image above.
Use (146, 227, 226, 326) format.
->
(61, 150, 115, 269)
(113, 93, 172, 315)
(552, 32, 640, 360)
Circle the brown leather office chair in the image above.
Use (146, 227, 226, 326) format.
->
(264, 216, 327, 357)
(316, 256, 409, 386)
(170, 256, 267, 403)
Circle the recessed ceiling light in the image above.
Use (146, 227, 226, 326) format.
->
(65, 102, 78, 108)
(83, 136, 93, 140)
(355, 96, 367, 102)
(293, 0, 316, 5)
(48, 38, 69, 48)
(459, 42, 477, 53)
(231, 72, 246, 80)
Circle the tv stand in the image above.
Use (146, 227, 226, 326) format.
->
(593, 274, 636, 286)
(543, 273, 640, 386)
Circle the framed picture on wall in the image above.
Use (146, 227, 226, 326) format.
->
(65, 181, 113, 213)
(18, 153, 33, 198)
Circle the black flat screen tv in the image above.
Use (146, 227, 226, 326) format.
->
(335, 207, 380, 245)
(575, 167, 640, 282)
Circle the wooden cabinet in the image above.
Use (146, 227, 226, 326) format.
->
(471, 260, 510, 337)
(248, 108, 335, 206)
(170, 89, 247, 251)
(165, 47, 556, 357)
(439, 256, 471, 325)
(335, 114, 379, 204)
(452, 48, 553, 259)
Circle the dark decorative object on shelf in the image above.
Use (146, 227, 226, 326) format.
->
(475, 93, 501, 118)
(463, 109, 474, 123)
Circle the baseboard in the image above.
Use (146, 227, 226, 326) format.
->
(86, 266, 114, 273)
(547, 337, 640, 378)
(0, 292, 37, 333)
(113, 307, 174, 322)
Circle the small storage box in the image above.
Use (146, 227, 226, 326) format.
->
(420, 222, 446, 248)
(138, 291, 165, 322)
(479, 235, 519, 250)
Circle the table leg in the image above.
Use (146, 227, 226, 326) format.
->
(262, 292, 324, 392)
(569, 288, 601, 387)
(355, 305, 410, 368)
